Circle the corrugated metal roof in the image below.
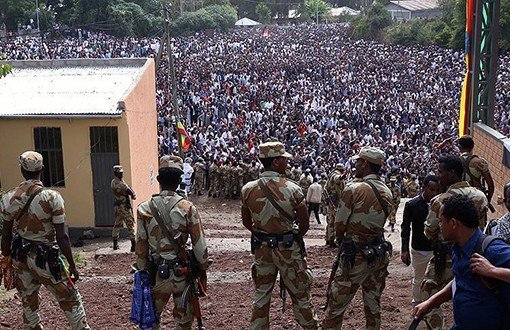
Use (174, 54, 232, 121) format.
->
(0, 59, 147, 118)
(389, 0, 439, 11)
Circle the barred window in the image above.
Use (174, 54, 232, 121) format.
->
(34, 127, 65, 187)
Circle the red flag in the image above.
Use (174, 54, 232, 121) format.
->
(177, 121, 191, 151)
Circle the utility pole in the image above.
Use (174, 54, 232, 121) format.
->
(35, 0, 40, 32)
(162, 3, 184, 158)
(315, 0, 319, 24)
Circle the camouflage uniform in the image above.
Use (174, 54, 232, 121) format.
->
(241, 142, 318, 330)
(111, 175, 136, 240)
(318, 175, 328, 215)
(299, 173, 313, 197)
(291, 166, 302, 182)
(406, 179, 420, 198)
(421, 181, 488, 329)
(387, 179, 401, 228)
(323, 147, 392, 330)
(208, 162, 219, 197)
(460, 151, 490, 189)
(193, 160, 205, 195)
(248, 163, 261, 182)
(233, 164, 244, 197)
(0, 178, 89, 329)
(136, 156, 209, 330)
(219, 163, 228, 198)
(325, 167, 346, 244)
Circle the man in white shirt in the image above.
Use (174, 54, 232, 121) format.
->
(306, 178, 323, 224)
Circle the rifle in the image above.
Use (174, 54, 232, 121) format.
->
(178, 236, 207, 330)
(322, 237, 343, 311)
(279, 272, 287, 313)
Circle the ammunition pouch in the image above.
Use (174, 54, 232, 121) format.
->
(12, 234, 30, 263)
(251, 232, 301, 252)
(158, 260, 170, 280)
(432, 241, 451, 279)
(47, 245, 62, 282)
(340, 237, 356, 273)
(360, 245, 377, 265)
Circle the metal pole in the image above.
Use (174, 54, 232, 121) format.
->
(315, 0, 319, 24)
(35, 0, 40, 32)
(163, 4, 184, 158)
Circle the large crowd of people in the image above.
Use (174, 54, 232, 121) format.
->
(1, 25, 509, 194)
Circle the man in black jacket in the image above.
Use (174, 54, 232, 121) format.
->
(401, 174, 440, 305)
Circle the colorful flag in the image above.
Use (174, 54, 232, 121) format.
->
(459, 0, 475, 136)
(177, 121, 191, 151)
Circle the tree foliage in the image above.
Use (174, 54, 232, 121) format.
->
(255, 3, 271, 24)
(301, 0, 331, 23)
(350, 2, 391, 40)
(170, 4, 237, 35)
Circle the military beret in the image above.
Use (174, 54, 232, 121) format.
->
(19, 151, 44, 172)
(353, 146, 385, 166)
(258, 141, 292, 159)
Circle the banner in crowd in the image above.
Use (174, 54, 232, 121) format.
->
(459, 0, 475, 136)
(177, 121, 191, 151)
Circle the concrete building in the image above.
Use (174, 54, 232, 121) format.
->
(0, 58, 158, 233)
(385, 0, 442, 21)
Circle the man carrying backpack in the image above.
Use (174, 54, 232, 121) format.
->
(458, 135, 495, 209)
(413, 195, 510, 329)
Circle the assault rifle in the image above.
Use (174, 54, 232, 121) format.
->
(178, 240, 207, 330)
(322, 237, 343, 311)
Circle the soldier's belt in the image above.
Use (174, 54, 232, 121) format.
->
(252, 232, 297, 249)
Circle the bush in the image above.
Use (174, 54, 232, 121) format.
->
(386, 18, 451, 48)
(203, 5, 237, 30)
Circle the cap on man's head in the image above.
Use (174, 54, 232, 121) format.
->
(305, 168, 311, 172)
(390, 176, 397, 182)
(258, 141, 292, 159)
(113, 165, 123, 173)
(336, 163, 345, 171)
(19, 151, 44, 172)
(159, 155, 184, 171)
(352, 146, 385, 166)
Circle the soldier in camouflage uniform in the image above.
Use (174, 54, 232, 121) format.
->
(299, 169, 313, 196)
(0, 151, 90, 330)
(219, 161, 229, 198)
(136, 155, 209, 330)
(291, 164, 302, 182)
(193, 158, 205, 195)
(233, 161, 244, 198)
(241, 141, 318, 330)
(388, 177, 401, 232)
(318, 174, 328, 216)
(248, 160, 261, 182)
(111, 165, 137, 251)
(208, 159, 220, 197)
(406, 175, 420, 198)
(322, 147, 393, 330)
(458, 135, 494, 205)
(421, 155, 488, 329)
(324, 164, 346, 248)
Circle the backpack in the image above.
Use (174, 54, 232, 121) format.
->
(474, 234, 507, 291)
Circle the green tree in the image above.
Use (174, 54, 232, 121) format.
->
(302, 0, 331, 23)
(170, 9, 215, 35)
(350, 2, 391, 40)
(203, 4, 237, 30)
(255, 3, 271, 24)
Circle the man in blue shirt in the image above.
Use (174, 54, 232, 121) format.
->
(413, 194, 510, 329)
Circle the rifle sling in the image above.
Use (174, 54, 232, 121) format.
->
(257, 180, 294, 223)
(15, 187, 45, 223)
(365, 180, 389, 219)
(149, 195, 184, 256)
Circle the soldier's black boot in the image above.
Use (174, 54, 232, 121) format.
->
(113, 239, 119, 250)
(130, 239, 136, 252)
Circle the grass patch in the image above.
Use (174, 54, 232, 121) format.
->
(73, 252, 86, 265)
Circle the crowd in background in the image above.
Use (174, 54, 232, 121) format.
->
(1, 24, 509, 196)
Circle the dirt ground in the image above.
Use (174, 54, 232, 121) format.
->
(0, 196, 453, 329)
